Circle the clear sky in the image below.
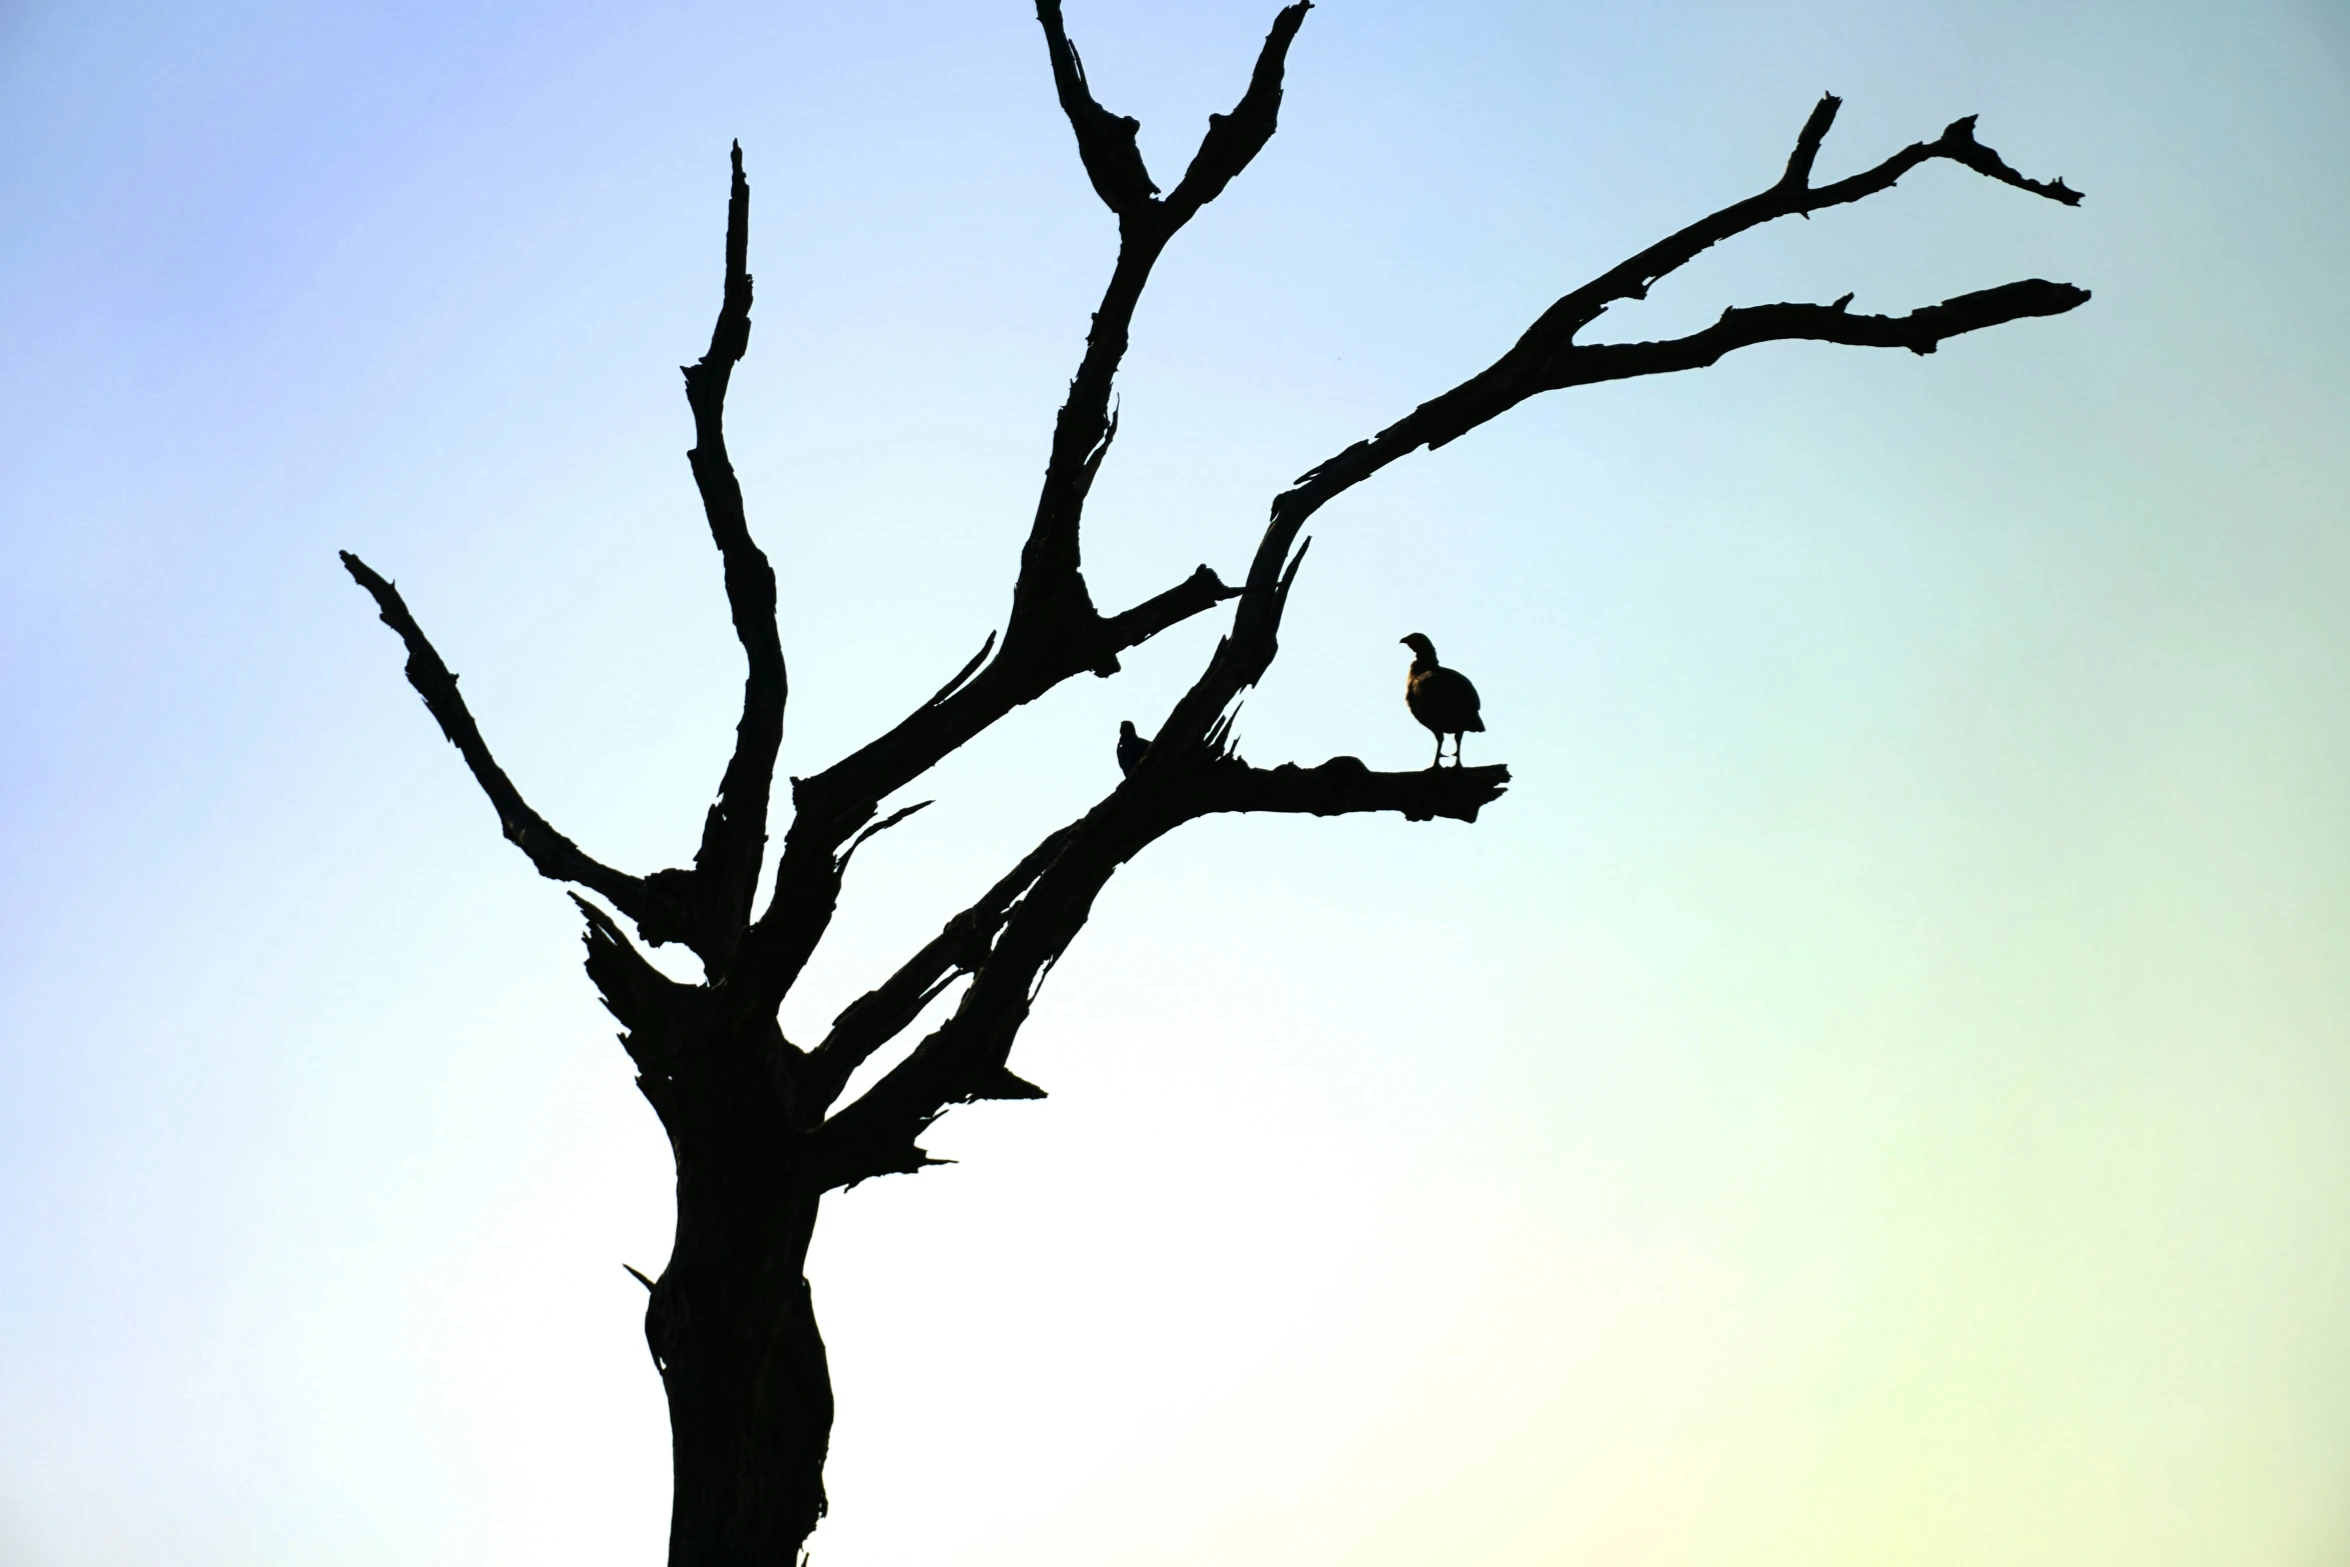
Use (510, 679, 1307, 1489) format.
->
(2, 1, 2346, 1563)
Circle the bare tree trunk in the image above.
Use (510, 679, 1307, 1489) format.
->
(644, 1038, 832, 1567)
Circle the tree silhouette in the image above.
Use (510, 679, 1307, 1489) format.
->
(341, 3, 2086, 1561)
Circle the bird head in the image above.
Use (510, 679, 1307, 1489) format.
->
(1118, 720, 1138, 740)
(1399, 632, 1436, 660)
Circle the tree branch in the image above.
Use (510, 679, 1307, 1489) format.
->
(1288, 99, 2087, 505)
(1526, 100, 2080, 365)
(1559, 280, 2091, 385)
(1161, 2, 1313, 223)
(1092, 563, 1244, 672)
(676, 142, 787, 970)
(811, 752, 1202, 1187)
(792, 565, 1237, 834)
(921, 632, 997, 710)
(1780, 93, 1841, 189)
(1196, 755, 1510, 823)
(1035, 0, 1159, 217)
(572, 894, 692, 1076)
(803, 823, 1079, 1113)
(833, 799, 932, 876)
(810, 748, 1503, 1189)
(1148, 97, 2090, 757)
(339, 550, 686, 941)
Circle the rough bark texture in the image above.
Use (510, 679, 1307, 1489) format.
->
(343, 7, 2085, 1560)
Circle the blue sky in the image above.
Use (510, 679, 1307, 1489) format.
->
(3, 1, 2347, 1563)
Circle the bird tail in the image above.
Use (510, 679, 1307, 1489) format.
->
(1465, 715, 1486, 732)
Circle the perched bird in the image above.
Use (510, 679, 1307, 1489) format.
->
(1399, 632, 1484, 768)
(1116, 719, 1149, 776)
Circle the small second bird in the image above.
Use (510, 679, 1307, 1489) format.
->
(1117, 720, 1149, 776)
(1400, 632, 1484, 768)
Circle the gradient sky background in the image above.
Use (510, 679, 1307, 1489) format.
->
(3, 1, 2348, 1563)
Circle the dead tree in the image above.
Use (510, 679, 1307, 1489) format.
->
(341, 4, 2086, 1562)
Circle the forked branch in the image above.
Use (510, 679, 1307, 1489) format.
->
(733, 4, 1308, 1008)
(1012, 0, 1307, 632)
(1152, 93, 2091, 752)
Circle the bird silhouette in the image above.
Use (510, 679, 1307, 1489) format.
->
(1400, 633, 1483, 768)
(1116, 719, 1149, 776)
